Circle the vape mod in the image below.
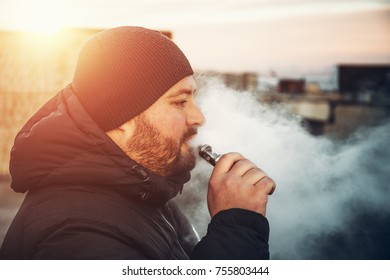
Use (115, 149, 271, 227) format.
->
(198, 144, 222, 166)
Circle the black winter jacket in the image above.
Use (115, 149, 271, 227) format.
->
(0, 85, 270, 259)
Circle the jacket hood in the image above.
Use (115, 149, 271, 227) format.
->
(9, 84, 190, 206)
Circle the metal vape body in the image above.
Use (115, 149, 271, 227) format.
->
(198, 144, 222, 166)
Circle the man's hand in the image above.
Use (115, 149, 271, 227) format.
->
(207, 153, 276, 218)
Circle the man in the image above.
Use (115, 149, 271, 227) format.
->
(0, 26, 275, 259)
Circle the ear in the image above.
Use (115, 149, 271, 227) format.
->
(106, 118, 137, 150)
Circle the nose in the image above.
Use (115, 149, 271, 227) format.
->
(187, 102, 205, 127)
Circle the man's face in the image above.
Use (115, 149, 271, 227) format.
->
(125, 75, 205, 176)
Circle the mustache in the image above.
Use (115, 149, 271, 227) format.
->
(182, 127, 198, 142)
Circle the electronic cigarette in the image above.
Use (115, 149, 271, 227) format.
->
(198, 144, 222, 166)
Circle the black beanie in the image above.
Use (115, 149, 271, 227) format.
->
(72, 26, 193, 131)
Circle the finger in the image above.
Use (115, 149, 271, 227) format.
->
(212, 152, 245, 175)
(229, 159, 258, 177)
(242, 167, 267, 185)
(255, 176, 276, 195)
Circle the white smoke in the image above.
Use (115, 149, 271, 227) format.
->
(177, 78, 390, 259)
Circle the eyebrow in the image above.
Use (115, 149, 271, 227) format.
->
(168, 88, 196, 98)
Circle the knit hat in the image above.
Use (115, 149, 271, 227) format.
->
(72, 26, 193, 131)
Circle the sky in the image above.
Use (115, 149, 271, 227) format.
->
(0, 0, 389, 75)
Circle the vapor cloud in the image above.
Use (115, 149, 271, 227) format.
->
(177, 78, 390, 259)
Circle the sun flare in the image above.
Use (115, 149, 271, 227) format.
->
(4, 0, 68, 34)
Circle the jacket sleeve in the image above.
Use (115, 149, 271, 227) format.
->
(190, 208, 270, 259)
(32, 222, 149, 260)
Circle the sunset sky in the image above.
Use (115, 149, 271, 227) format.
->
(1, 0, 389, 75)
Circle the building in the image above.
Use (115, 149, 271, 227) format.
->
(224, 72, 258, 92)
(277, 78, 306, 94)
(337, 64, 390, 104)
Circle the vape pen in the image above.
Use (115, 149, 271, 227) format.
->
(198, 144, 222, 166)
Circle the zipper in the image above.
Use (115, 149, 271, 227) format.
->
(160, 211, 188, 258)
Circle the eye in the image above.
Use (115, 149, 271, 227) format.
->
(174, 100, 188, 108)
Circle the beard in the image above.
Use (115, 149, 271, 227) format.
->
(124, 114, 197, 176)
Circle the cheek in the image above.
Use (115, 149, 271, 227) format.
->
(155, 114, 186, 139)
